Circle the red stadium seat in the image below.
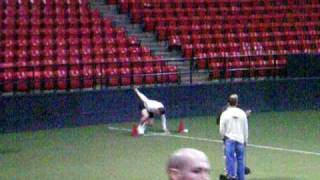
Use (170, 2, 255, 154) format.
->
(144, 17, 156, 32)
(2, 70, 14, 92)
(118, 47, 128, 59)
(16, 28, 30, 41)
(196, 53, 208, 69)
(17, 17, 29, 29)
(132, 67, 143, 85)
(119, 57, 130, 68)
(142, 55, 154, 67)
(69, 55, 81, 65)
(209, 60, 224, 80)
(156, 26, 167, 41)
(106, 68, 120, 86)
(166, 65, 179, 83)
(141, 46, 151, 57)
(56, 67, 68, 90)
(120, 67, 132, 86)
(94, 65, 106, 85)
(182, 44, 193, 59)
(131, 55, 143, 68)
(82, 65, 94, 88)
(155, 65, 167, 84)
(29, 70, 42, 90)
(4, 48, 15, 63)
(143, 66, 155, 84)
(69, 66, 81, 89)
(106, 47, 117, 59)
(16, 38, 29, 49)
(256, 58, 267, 77)
(43, 67, 55, 90)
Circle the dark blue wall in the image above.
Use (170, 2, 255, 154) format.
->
(1, 79, 320, 133)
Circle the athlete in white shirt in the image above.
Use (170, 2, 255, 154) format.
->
(219, 94, 248, 180)
(134, 87, 169, 135)
(217, 97, 251, 180)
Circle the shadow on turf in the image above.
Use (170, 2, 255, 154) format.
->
(0, 148, 20, 154)
(250, 177, 301, 180)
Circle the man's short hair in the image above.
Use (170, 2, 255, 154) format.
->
(228, 94, 238, 106)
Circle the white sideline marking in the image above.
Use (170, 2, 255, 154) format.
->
(108, 126, 320, 156)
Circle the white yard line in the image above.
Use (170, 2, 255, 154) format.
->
(108, 126, 320, 156)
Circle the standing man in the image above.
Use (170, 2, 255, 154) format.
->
(217, 94, 251, 180)
(134, 87, 169, 135)
(219, 94, 248, 180)
(167, 148, 211, 180)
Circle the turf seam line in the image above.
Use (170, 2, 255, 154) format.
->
(108, 126, 320, 156)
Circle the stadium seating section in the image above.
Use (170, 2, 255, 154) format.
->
(113, 0, 320, 79)
(0, 0, 179, 92)
(1, 0, 320, 93)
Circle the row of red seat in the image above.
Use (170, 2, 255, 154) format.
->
(115, 0, 319, 13)
(1, 16, 112, 30)
(205, 55, 287, 79)
(1, 55, 169, 69)
(143, 15, 319, 32)
(169, 32, 320, 47)
(155, 24, 319, 41)
(130, 7, 320, 24)
(2, 34, 138, 48)
(1, 6, 96, 19)
(2, 28, 128, 43)
(1, 65, 179, 91)
(181, 40, 320, 59)
(2, 39, 150, 56)
(141, 12, 320, 25)
(0, 0, 90, 7)
(129, 6, 319, 19)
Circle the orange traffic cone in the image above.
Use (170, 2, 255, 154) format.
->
(131, 124, 139, 137)
(177, 120, 185, 133)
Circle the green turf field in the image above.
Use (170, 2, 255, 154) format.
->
(0, 110, 319, 180)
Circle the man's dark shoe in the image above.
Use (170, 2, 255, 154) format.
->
(219, 174, 228, 180)
(245, 166, 251, 175)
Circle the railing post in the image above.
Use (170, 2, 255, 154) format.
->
(190, 57, 194, 84)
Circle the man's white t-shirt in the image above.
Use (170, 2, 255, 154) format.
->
(135, 88, 164, 113)
(144, 99, 164, 113)
(219, 106, 248, 144)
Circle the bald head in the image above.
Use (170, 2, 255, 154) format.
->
(167, 148, 211, 180)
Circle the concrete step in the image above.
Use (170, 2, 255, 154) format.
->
(167, 61, 185, 66)
(130, 32, 156, 38)
(91, 1, 192, 81)
(138, 38, 158, 43)
(116, 24, 143, 33)
(150, 46, 169, 52)
(153, 51, 176, 57)
(164, 57, 185, 62)
(176, 66, 190, 72)
(180, 75, 209, 84)
(141, 41, 168, 49)
(91, 1, 106, 7)
(94, 0, 106, 3)
(96, 5, 118, 12)
(103, 15, 130, 23)
(125, 24, 143, 29)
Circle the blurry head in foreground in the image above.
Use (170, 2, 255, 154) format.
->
(167, 148, 211, 180)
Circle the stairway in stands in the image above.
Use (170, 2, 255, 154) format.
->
(91, 0, 209, 84)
